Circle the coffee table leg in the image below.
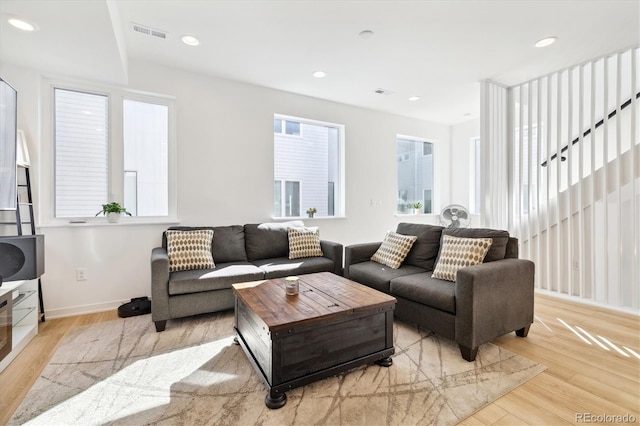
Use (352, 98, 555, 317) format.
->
(376, 356, 393, 367)
(265, 389, 287, 409)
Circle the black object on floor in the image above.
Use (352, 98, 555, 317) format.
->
(118, 297, 151, 318)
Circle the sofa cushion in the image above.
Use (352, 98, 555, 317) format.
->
(288, 227, 323, 259)
(211, 225, 248, 263)
(432, 235, 492, 282)
(166, 229, 215, 272)
(348, 261, 426, 294)
(163, 225, 247, 263)
(505, 237, 519, 259)
(163, 226, 213, 249)
(252, 256, 334, 279)
(390, 273, 456, 314)
(245, 222, 303, 261)
(396, 223, 444, 270)
(168, 261, 264, 295)
(371, 231, 418, 269)
(442, 228, 509, 262)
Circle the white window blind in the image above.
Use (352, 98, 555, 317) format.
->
(54, 88, 108, 218)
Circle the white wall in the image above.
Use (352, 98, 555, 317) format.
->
(0, 59, 453, 317)
(450, 118, 481, 226)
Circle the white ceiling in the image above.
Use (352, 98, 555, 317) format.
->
(1, 0, 638, 125)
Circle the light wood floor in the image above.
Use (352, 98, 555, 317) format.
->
(1, 294, 638, 425)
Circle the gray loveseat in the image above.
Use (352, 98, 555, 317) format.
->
(344, 223, 534, 361)
(151, 223, 343, 332)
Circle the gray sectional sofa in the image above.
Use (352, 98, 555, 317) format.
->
(344, 223, 534, 361)
(151, 223, 343, 332)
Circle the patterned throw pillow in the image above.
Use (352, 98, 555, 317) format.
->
(166, 229, 215, 272)
(288, 227, 324, 259)
(431, 235, 493, 282)
(371, 231, 418, 269)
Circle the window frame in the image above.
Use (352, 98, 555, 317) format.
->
(40, 77, 178, 225)
(396, 134, 438, 216)
(273, 113, 345, 219)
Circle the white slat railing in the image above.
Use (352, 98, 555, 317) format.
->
(483, 47, 639, 312)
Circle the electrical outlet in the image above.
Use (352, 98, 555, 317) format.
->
(76, 268, 87, 281)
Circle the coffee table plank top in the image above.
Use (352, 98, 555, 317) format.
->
(232, 272, 395, 331)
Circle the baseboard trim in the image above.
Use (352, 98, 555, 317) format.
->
(44, 300, 131, 319)
(535, 289, 640, 318)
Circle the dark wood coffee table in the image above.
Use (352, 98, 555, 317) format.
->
(232, 272, 396, 409)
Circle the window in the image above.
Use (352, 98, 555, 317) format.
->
(396, 136, 434, 214)
(274, 118, 301, 136)
(424, 189, 432, 214)
(50, 82, 175, 221)
(273, 114, 344, 218)
(274, 180, 301, 217)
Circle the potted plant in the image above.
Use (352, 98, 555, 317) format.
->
(96, 202, 132, 223)
(411, 201, 423, 215)
(306, 207, 317, 218)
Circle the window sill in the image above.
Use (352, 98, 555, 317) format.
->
(394, 213, 437, 216)
(38, 218, 181, 228)
(270, 216, 346, 221)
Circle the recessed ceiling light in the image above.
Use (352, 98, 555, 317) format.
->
(374, 88, 394, 96)
(534, 36, 557, 48)
(8, 17, 38, 32)
(359, 30, 374, 40)
(408, 96, 420, 101)
(181, 35, 199, 46)
(312, 71, 326, 78)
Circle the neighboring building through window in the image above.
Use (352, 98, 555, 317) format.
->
(396, 136, 434, 214)
(123, 99, 169, 216)
(274, 118, 301, 136)
(274, 179, 301, 217)
(53, 85, 172, 219)
(274, 114, 343, 218)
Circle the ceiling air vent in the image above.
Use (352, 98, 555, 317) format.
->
(374, 88, 394, 96)
(131, 23, 167, 40)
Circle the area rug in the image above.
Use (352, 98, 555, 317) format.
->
(10, 312, 545, 426)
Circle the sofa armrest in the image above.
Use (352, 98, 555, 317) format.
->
(320, 240, 344, 275)
(344, 242, 382, 278)
(455, 258, 535, 351)
(151, 247, 171, 324)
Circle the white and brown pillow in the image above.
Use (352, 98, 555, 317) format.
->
(288, 227, 323, 259)
(371, 231, 418, 269)
(432, 235, 493, 282)
(166, 229, 215, 272)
